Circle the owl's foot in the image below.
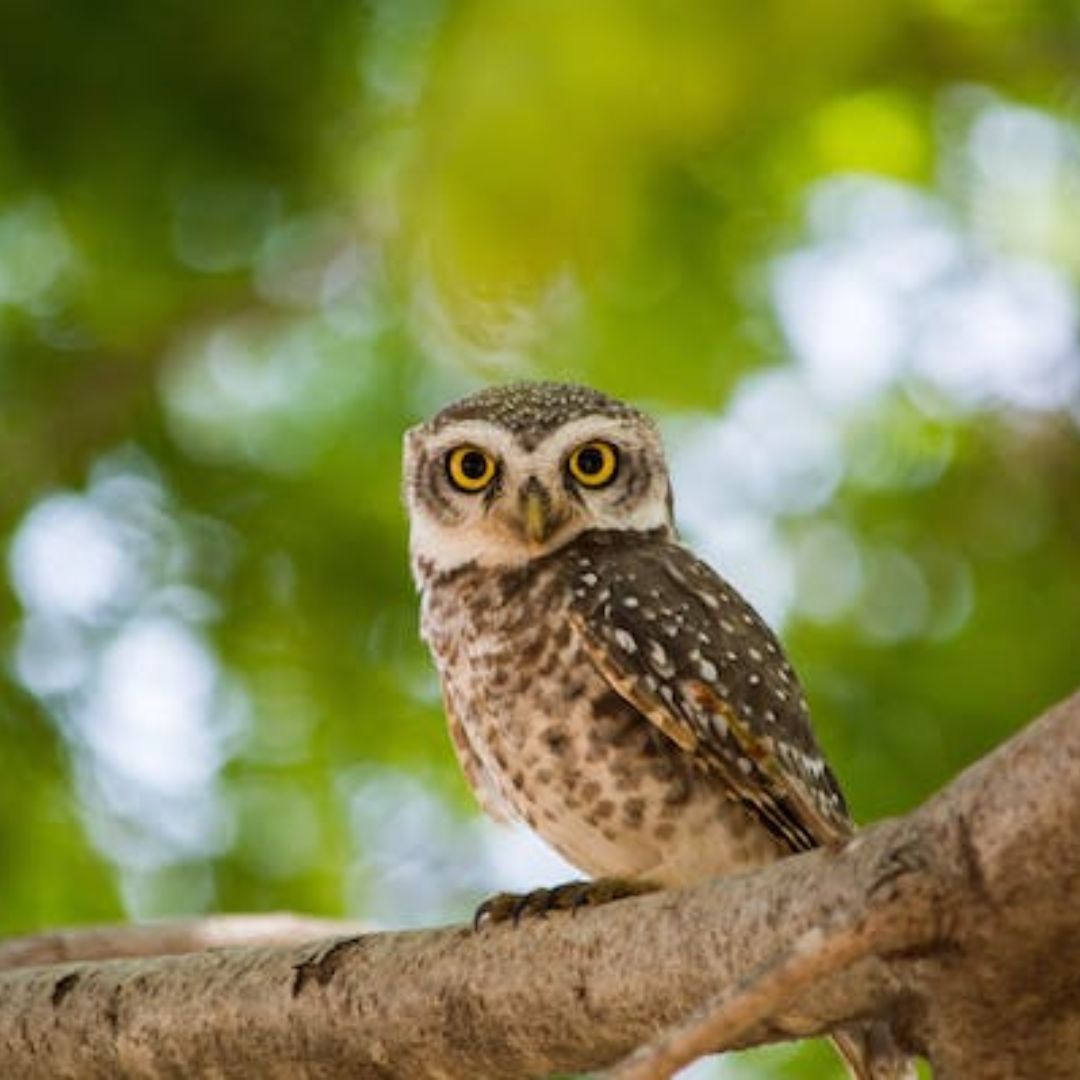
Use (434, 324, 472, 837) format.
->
(473, 877, 656, 929)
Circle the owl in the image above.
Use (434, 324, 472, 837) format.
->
(404, 381, 911, 1080)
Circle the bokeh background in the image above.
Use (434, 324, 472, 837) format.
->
(2, 1, 1079, 1076)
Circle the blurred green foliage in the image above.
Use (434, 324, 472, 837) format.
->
(1, 2, 1078, 1076)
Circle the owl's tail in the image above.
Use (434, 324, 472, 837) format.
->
(831, 1021, 917, 1080)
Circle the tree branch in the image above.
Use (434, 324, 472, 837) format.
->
(0, 914, 366, 971)
(605, 916, 894, 1080)
(0, 689, 1076, 1079)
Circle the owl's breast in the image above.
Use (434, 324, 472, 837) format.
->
(421, 560, 577, 750)
(421, 561, 780, 884)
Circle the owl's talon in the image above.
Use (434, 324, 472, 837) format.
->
(512, 888, 550, 924)
(473, 893, 515, 929)
(473, 878, 655, 930)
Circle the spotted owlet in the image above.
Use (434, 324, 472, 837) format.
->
(404, 381, 912, 1080)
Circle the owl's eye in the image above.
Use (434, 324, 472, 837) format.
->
(568, 441, 619, 488)
(446, 445, 497, 492)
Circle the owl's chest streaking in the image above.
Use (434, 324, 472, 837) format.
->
(418, 548, 781, 886)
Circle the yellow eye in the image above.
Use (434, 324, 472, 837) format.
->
(568, 441, 619, 488)
(446, 445, 497, 492)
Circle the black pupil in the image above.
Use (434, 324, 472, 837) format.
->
(460, 451, 488, 480)
(577, 446, 605, 475)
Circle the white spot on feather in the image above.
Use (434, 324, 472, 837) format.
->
(647, 640, 673, 674)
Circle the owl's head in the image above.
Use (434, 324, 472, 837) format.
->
(404, 382, 674, 577)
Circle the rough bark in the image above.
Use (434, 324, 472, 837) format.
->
(0, 689, 1077, 1079)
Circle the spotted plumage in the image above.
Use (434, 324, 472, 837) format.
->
(403, 381, 912, 1080)
(419, 537, 782, 885)
(566, 529, 851, 853)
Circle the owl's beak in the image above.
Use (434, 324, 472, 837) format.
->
(519, 478, 561, 545)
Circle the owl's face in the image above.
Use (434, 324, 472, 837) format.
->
(404, 382, 674, 576)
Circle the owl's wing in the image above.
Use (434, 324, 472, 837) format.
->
(444, 694, 513, 823)
(567, 534, 852, 851)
